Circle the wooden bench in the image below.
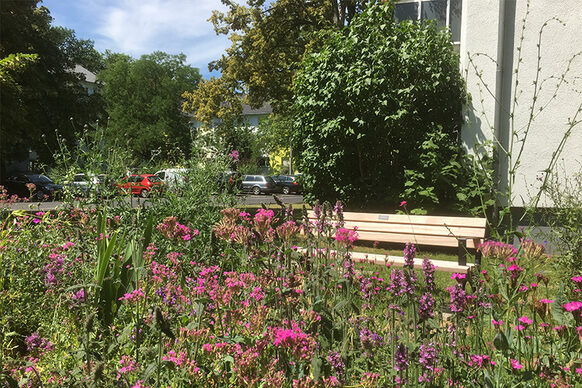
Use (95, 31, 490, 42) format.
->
(307, 211, 487, 273)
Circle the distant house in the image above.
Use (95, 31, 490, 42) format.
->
(190, 101, 272, 132)
(73, 64, 98, 95)
(395, 0, 582, 208)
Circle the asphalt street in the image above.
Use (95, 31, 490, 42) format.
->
(2, 194, 304, 212)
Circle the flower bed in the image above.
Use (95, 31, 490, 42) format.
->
(1, 202, 581, 386)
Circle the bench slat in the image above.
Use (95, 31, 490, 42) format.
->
(308, 211, 487, 228)
(340, 220, 486, 239)
(354, 231, 482, 249)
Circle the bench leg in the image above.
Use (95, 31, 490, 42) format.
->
(475, 250, 482, 267)
(458, 238, 467, 266)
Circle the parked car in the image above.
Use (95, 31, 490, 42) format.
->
(63, 173, 108, 197)
(117, 174, 163, 197)
(270, 174, 303, 194)
(155, 168, 190, 189)
(217, 171, 242, 193)
(241, 175, 278, 195)
(1, 173, 63, 201)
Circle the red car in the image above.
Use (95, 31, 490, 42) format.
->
(117, 174, 163, 197)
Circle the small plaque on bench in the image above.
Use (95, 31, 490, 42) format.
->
(378, 215, 390, 220)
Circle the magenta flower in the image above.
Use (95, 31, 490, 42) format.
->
(334, 227, 359, 248)
(510, 359, 523, 370)
(563, 301, 582, 312)
(271, 323, 317, 361)
(573, 276, 582, 284)
(518, 316, 533, 325)
(451, 273, 466, 283)
(399, 200, 407, 207)
(117, 355, 139, 380)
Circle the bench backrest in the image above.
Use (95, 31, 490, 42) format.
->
(307, 211, 487, 249)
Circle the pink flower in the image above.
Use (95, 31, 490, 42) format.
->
(228, 150, 239, 161)
(492, 319, 504, 328)
(510, 359, 523, 370)
(563, 301, 582, 312)
(334, 227, 359, 248)
(540, 299, 553, 304)
(572, 276, 582, 284)
(399, 201, 407, 207)
(518, 316, 533, 325)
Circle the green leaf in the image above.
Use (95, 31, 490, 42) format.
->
(493, 330, 509, 352)
(311, 356, 322, 380)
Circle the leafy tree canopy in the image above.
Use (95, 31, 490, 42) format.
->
(294, 2, 475, 212)
(0, 0, 105, 174)
(99, 52, 201, 164)
(183, 0, 367, 122)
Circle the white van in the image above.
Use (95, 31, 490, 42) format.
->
(155, 168, 190, 188)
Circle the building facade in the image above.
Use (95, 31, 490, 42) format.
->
(396, 0, 582, 207)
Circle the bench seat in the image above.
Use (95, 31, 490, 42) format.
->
(307, 210, 487, 270)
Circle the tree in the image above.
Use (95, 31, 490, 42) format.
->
(183, 0, 366, 117)
(293, 2, 471, 212)
(182, 0, 366, 170)
(0, 0, 104, 176)
(99, 52, 201, 164)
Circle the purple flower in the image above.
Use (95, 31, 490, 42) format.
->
(70, 289, 86, 308)
(447, 284, 467, 312)
(419, 292, 435, 321)
(387, 269, 406, 296)
(26, 332, 54, 353)
(327, 351, 345, 382)
(403, 243, 416, 269)
(418, 343, 438, 372)
(394, 343, 409, 371)
(359, 327, 383, 353)
(422, 258, 436, 291)
(228, 150, 239, 161)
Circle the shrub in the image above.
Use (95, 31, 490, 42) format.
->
(293, 2, 477, 212)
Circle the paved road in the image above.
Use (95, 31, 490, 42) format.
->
(2, 194, 304, 211)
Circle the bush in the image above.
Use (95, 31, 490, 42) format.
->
(293, 2, 477, 212)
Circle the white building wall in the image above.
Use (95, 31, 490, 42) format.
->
(461, 0, 582, 207)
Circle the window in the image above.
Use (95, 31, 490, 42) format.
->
(394, 0, 462, 45)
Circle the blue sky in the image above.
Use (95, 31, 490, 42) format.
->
(42, 0, 231, 79)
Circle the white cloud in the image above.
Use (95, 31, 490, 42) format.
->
(82, 0, 231, 74)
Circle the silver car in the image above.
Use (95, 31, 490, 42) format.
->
(241, 175, 278, 195)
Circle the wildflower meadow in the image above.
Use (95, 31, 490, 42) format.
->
(2, 195, 582, 387)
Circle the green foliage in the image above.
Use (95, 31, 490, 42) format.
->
(99, 51, 201, 165)
(543, 169, 582, 280)
(294, 2, 473, 211)
(0, 0, 105, 171)
(208, 0, 364, 114)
